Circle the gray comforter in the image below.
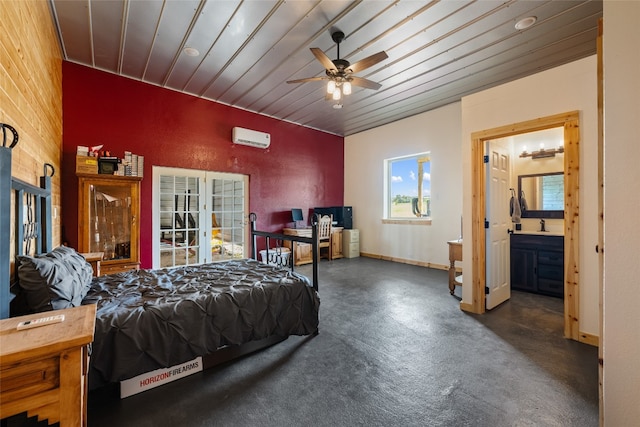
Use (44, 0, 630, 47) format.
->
(82, 258, 320, 388)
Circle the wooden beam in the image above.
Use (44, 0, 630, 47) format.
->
(466, 137, 486, 314)
(597, 17, 604, 426)
(564, 119, 580, 340)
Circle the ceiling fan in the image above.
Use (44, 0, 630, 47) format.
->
(287, 31, 388, 105)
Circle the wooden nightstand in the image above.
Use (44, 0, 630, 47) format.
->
(81, 251, 104, 277)
(0, 304, 96, 426)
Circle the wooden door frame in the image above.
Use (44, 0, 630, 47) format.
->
(464, 111, 582, 342)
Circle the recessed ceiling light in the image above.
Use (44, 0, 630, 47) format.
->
(515, 16, 537, 30)
(183, 47, 200, 57)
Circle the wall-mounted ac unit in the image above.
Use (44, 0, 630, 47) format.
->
(232, 127, 271, 149)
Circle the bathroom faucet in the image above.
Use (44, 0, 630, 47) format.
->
(540, 219, 546, 232)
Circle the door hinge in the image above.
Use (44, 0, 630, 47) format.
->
(485, 286, 490, 294)
(484, 219, 489, 229)
(483, 155, 489, 163)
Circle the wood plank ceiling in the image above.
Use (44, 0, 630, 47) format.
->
(50, 0, 602, 136)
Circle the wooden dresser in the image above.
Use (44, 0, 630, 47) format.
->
(0, 304, 96, 426)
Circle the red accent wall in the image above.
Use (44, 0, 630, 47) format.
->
(61, 62, 344, 268)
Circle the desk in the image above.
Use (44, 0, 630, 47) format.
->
(0, 304, 96, 426)
(283, 228, 313, 265)
(447, 240, 462, 295)
(283, 227, 343, 265)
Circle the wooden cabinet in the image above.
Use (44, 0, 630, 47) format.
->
(331, 228, 343, 259)
(283, 228, 313, 265)
(283, 227, 343, 265)
(0, 305, 96, 426)
(77, 174, 142, 274)
(510, 233, 564, 298)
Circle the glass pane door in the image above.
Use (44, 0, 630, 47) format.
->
(89, 183, 133, 261)
(210, 176, 247, 261)
(158, 175, 201, 268)
(152, 167, 248, 268)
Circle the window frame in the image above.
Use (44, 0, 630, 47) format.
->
(384, 152, 432, 224)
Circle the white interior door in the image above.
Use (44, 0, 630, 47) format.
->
(485, 140, 511, 310)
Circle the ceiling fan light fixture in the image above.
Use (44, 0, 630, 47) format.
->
(342, 81, 352, 95)
(515, 16, 537, 30)
(287, 30, 387, 104)
(327, 80, 336, 94)
(332, 87, 342, 101)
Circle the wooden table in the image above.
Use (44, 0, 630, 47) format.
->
(0, 304, 96, 426)
(447, 239, 463, 295)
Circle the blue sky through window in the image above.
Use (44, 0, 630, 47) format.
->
(390, 156, 431, 198)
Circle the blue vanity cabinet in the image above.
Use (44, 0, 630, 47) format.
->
(510, 234, 564, 298)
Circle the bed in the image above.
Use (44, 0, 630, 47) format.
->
(1, 134, 320, 394)
(83, 255, 319, 389)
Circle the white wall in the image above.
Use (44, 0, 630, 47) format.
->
(603, 0, 640, 423)
(344, 102, 462, 268)
(460, 56, 599, 336)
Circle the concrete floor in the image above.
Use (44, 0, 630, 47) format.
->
(87, 257, 598, 426)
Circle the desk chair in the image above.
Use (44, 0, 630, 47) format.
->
(317, 214, 333, 260)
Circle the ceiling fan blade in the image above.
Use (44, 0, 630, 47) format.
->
(347, 51, 388, 74)
(311, 47, 337, 72)
(350, 76, 382, 90)
(287, 76, 326, 84)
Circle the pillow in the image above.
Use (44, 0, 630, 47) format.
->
(17, 246, 94, 313)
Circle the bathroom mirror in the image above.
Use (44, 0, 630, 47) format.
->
(518, 171, 564, 219)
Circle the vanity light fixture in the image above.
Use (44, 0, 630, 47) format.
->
(520, 142, 564, 159)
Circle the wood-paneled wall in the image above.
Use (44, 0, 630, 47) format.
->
(0, 1, 63, 265)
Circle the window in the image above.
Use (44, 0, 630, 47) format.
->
(152, 167, 248, 268)
(386, 153, 431, 220)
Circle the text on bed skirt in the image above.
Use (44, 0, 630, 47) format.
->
(120, 357, 203, 398)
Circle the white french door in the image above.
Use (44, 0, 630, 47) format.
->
(152, 167, 249, 269)
(207, 174, 248, 262)
(485, 140, 511, 310)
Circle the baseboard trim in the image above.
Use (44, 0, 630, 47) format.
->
(578, 331, 599, 347)
(360, 252, 449, 271)
(460, 302, 478, 313)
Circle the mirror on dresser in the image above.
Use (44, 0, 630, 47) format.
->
(517, 171, 564, 219)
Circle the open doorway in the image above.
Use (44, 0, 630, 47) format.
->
(464, 111, 584, 342)
(484, 127, 565, 310)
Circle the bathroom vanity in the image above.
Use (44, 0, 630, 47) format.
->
(510, 233, 564, 298)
